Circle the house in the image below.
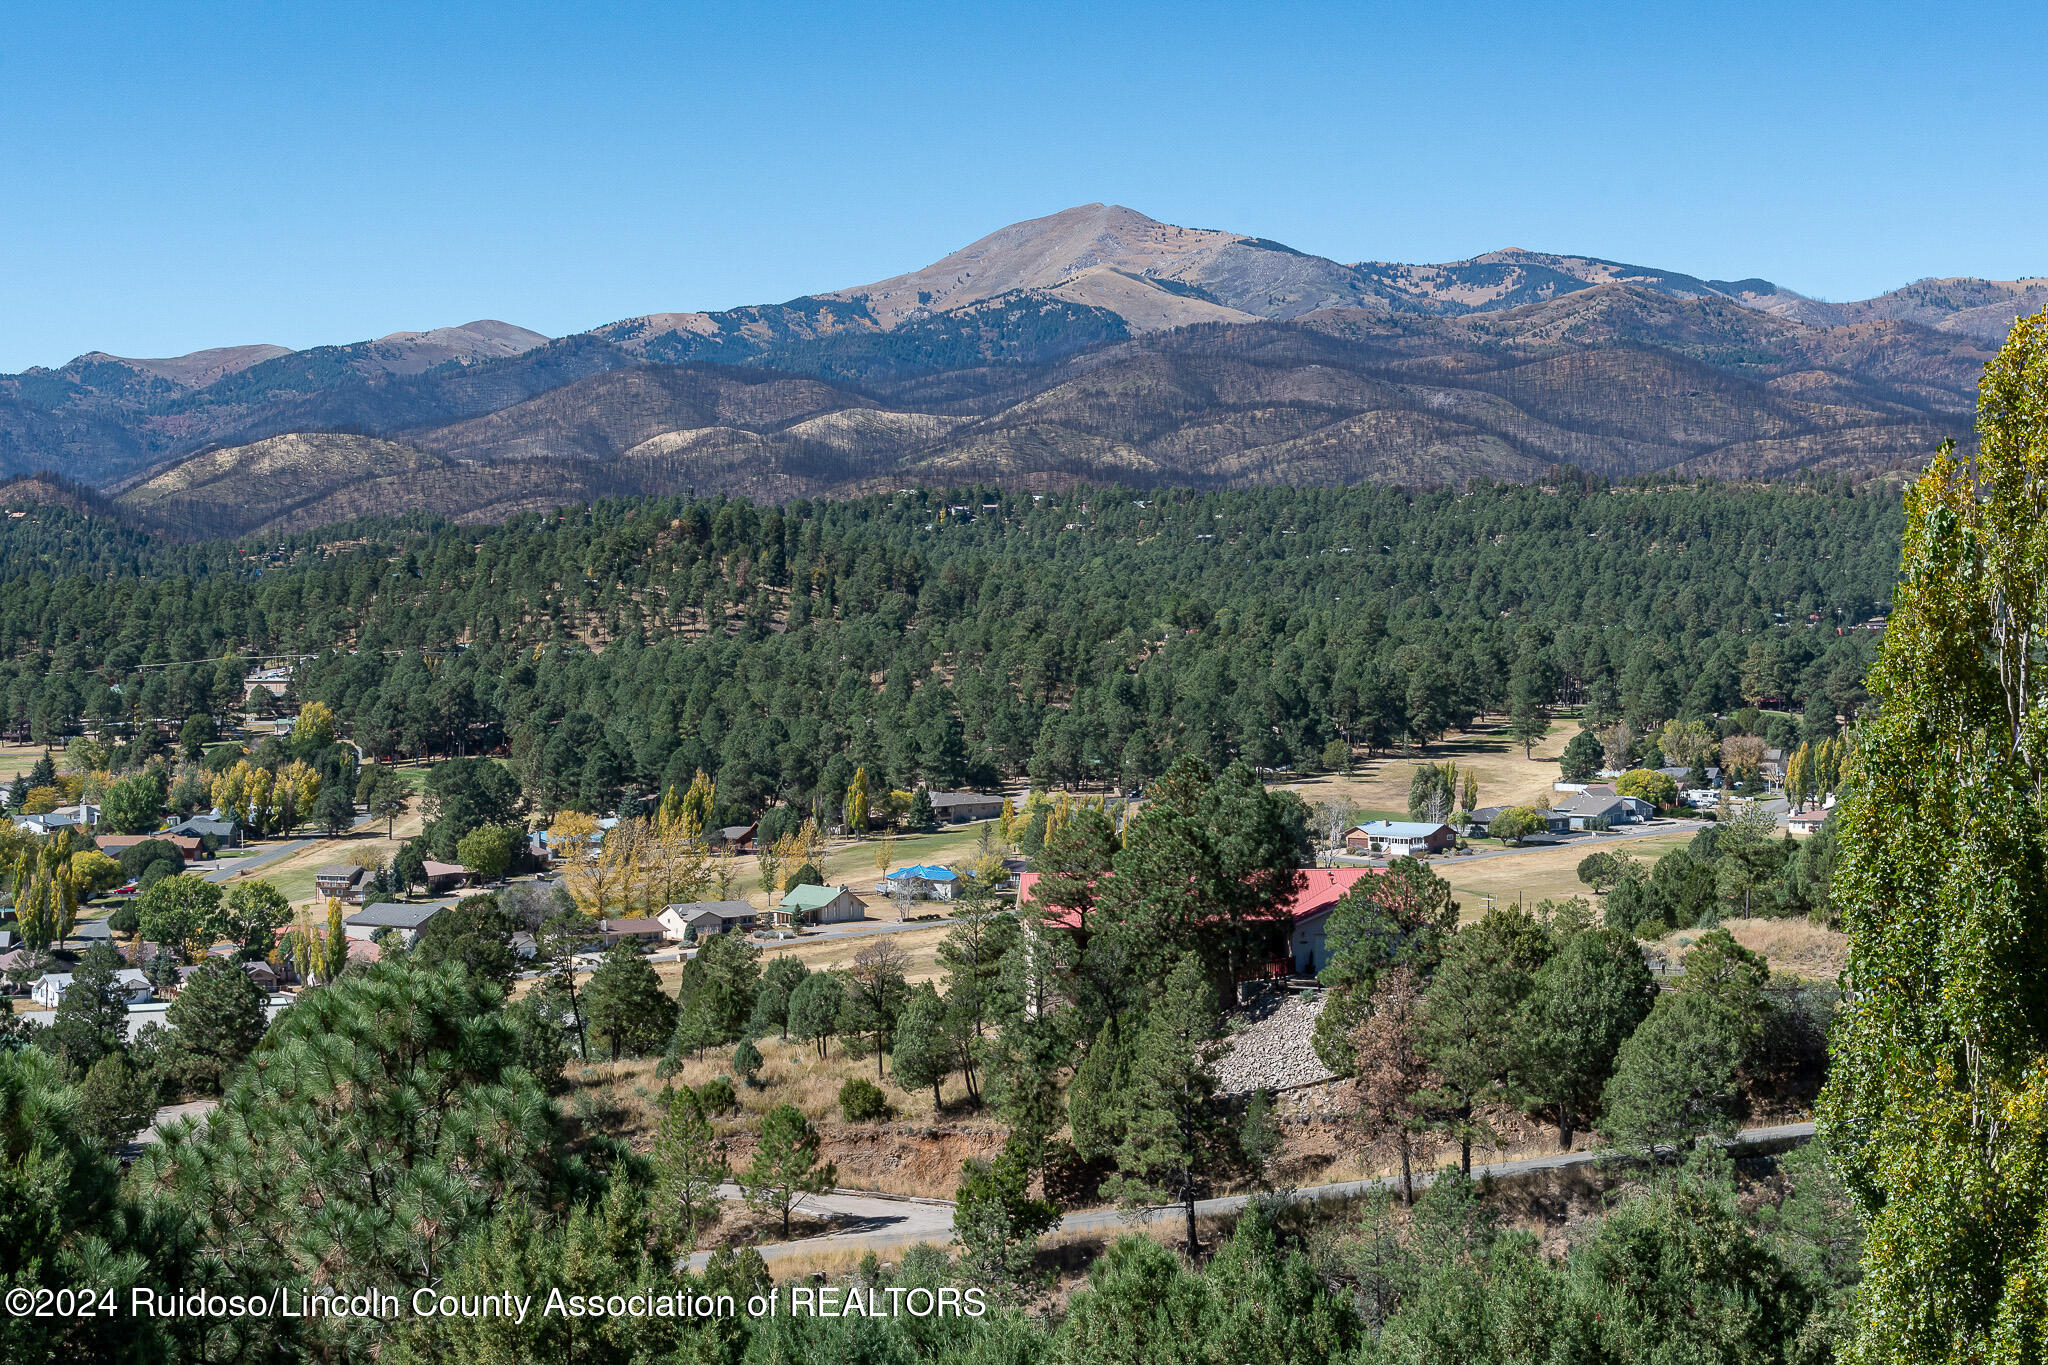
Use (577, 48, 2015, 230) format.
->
(1763, 749, 1788, 785)
(509, 931, 539, 960)
(1343, 821, 1455, 856)
(420, 861, 473, 895)
(657, 900, 761, 941)
(314, 864, 370, 903)
(166, 813, 241, 847)
(14, 810, 82, 836)
(53, 803, 102, 829)
(343, 902, 445, 948)
(244, 665, 293, 699)
(1020, 866, 1379, 979)
(773, 883, 867, 927)
(598, 918, 667, 945)
(31, 968, 153, 1010)
(1787, 807, 1829, 835)
(242, 960, 279, 992)
(1463, 806, 1567, 839)
(1553, 786, 1656, 830)
(97, 834, 204, 861)
(878, 864, 959, 900)
(924, 791, 1007, 824)
(709, 823, 758, 850)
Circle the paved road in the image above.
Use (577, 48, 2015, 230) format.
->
(696, 1120, 1817, 1266)
(18, 995, 295, 1041)
(200, 810, 378, 883)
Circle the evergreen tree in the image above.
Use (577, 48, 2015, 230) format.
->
(1416, 906, 1554, 1173)
(410, 894, 518, 986)
(741, 1103, 836, 1239)
(39, 941, 130, 1079)
(0, 1048, 171, 1362)
(907, 786, 937, 832)
(1095, 755, 1310, 990)
(1029, 805, 1119, 939)
(583, 941, 677, 1060)
(786, 970, 844, 1058)
(1514, 926, 1656, 1149)
(74, 1051, 158, 1152)
(162, 953, 270, 1095)
(953, 1134, 1059, 1299)
(1559, 729, 1604, 783)
(1601, 931, 1767, 1153)
(650, 1084, 726, 1253)
(1311, 856, 1458, 1075)
(1102, 954, 1229, 1256)
(730, 1036, 762, 1087)
(355, 764, 411, 838)
(890, 981, 953, 1109)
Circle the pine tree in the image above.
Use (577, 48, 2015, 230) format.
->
(890, 981, 953, 1109)
(135, 958, 575, 1343)
(1102, 954, 1230, 1256)
(1030, 806, 1119, 939)
(650, 1085, 726, 1253)
(583, 941, 678, 1060)
(741, 1103, 837, 1238)
(40, 941, 131, 1079)
(1514, 927, 1656, 1149)
(162, 954, 270, 1095)
(1416, 907, 1554, 1174)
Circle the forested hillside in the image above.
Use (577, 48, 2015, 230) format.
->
(0, 478, 1895, 824)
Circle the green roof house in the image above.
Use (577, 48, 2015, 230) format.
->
(774, 883, 868, 926)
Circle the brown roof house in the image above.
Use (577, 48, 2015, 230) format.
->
(420, 861, 474, 895)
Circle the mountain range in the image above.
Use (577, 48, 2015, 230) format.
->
(5, 204, 2038, 536)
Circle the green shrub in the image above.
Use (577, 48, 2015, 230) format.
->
(696, 1075, 737, 1115)
(838, 1076, 891, 1122)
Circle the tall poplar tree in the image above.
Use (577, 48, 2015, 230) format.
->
(1821, 309, 2048, 1364)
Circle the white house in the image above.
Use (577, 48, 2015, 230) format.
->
(877, 865, 959, 900)
(657, 900, 762, 941)
(1342, 821, 1455, 856)
(32, 968, 153, 1010)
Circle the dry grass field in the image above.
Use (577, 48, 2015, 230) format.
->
(1657, 916, 1849, 982)
(1276, 716, 1571, 822)
(0, 743, 47, 782)
(1435, 829, 1698, 920)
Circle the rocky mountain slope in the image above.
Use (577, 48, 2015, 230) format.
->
(111, 281, 1987, 539)
(3, 205, 2031, 526)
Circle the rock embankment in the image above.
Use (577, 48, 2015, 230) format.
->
(1212, 990, 1335, 1095)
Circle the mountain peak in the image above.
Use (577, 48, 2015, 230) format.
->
(829, 203, 1247, 326)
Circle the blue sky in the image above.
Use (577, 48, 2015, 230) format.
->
(3, 1, 2042, 372)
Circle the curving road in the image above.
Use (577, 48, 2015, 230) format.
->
(693, 1120, 1817, 1267)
